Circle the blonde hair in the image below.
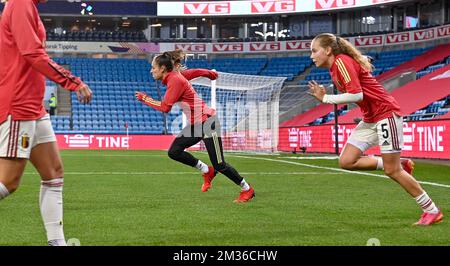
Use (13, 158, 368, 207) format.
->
(1, 0, 8, 3)
(313, 33, 373, 72)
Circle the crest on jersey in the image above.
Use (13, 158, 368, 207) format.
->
(21, 133, 30, 149)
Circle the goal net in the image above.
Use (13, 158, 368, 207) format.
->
(186, 72, 286, 153)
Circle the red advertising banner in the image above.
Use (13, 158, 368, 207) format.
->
(285, 40, 311, 50)
(436, 24, 450, 37)
(175, 44, 206, 52)
(315, 0, 356, 10)
(158, 0, 405, 16)
(249, 42, 281, 51)
(413, 29, 435, 41)
(251, 0, 295, 14)
(212, 43, 244, 52)
(354, 35, 383, 46)
(386, 32, 410, 44)
(56, 134, 178, 150)
(278, 119, 450, 159)
(183, 2, 231, 15)
(158, 25, 449, 53)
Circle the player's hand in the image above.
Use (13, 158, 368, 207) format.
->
(76, 84, 93, 104)
(135, 91, 151, 103)
(307, 80, 326, 102)
(208, 70, 218, 80)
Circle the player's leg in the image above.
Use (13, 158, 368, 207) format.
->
(378, 114, 442, 225)
(167, 125, 204, 167)
(339, 143, 379, 170)
(339, 121, 381, 171)
(167, 125, 214, 190)
(0, 116, 32, 200)
(202, 117, 254, 202)
(29, 114, 66, 245)
(381, 152, 422, 196)
(0, 158, 27, 199)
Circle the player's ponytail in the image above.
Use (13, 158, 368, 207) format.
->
(166, 49, 187, 71)
(313, 33, 373, 72)
(154, 52, 175, 72)
(167, 49, 186, 66)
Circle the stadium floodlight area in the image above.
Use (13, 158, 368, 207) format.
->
(178, 72, 286, 153)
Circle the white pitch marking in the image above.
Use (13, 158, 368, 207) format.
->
(22, 171, 345, 176)
(279, 156, 340, 160)
(57, 152, 450, 188)
(229, 155, 450, 189)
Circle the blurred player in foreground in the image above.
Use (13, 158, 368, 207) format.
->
(308, 33, 443, 226)
(0, 0, 92, 245)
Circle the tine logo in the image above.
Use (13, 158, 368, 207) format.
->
(414, 30, 434, 41)
(64, 134, 94, 148)
(212, 44, 243, 52)
(251, 0, 295, 14)
(286, 41, 311, 50)
(184, 2, 230, 15)
(315, 0, 355, 10)
(175, 44, 206, 52)
(288, 128, 299, 148)
(250, 42, 280, 51)
(386, 33, 410, 43)
(354, 36, 382, 46)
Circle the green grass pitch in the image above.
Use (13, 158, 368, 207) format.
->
(0, 150, 448, 246)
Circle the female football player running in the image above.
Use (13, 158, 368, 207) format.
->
(135, 51, 254, 203)
(308, 33, 442, 226)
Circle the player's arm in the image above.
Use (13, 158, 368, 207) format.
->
(10, 1, 92, 103)
(135, 78, 184, 113)
(309, 58, 363, 104)
(181, 69, 218, 81)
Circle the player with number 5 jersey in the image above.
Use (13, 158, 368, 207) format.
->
(308, 33, 443, 226)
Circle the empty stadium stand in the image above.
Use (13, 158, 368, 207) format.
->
(49, 46, 449, 135)
(46, 30, 148, 42)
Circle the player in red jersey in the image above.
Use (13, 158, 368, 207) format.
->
(135, 51, 255, 203)
(0, 0, 92, 245)
(308, 33, 442, 226)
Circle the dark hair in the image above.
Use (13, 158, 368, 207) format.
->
(153, 52, 175, 72)
(313, 33, 373, 72)
(167, 49, 186, 66)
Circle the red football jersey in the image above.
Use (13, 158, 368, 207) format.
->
(330, 54, 401, 123)
(0, 0, 86, 123)
(145, 69, 216, 124)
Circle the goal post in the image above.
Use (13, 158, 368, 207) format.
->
(190, 72, 286, 153)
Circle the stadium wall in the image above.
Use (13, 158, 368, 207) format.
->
(279, 119, 450, 159)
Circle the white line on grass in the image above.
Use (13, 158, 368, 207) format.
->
(279, 156, 340, 160)
(229, 155, 450, 189)
(22, 171, 345, 176)
(57, 152, 449, 188)
(61, 154, 165, 157)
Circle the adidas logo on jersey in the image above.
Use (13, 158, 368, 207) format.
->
(382, 140, 390, 146)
